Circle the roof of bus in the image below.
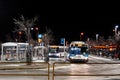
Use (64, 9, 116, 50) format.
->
(71, 41, 85, 43)
(48, 45, 68, 48)
(70, 41, 87, 47)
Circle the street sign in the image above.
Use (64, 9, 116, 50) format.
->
(60, 38, 65, 45)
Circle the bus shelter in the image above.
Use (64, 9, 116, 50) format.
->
(33, 46, 48, 61)
(1, 42, 28, 61)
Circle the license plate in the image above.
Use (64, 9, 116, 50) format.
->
(75, 55, 81, 59)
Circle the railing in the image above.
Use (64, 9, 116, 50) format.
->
(0, 62, 120, 80)
(0, 62, 50, 80)
(52, 62, 120, 80)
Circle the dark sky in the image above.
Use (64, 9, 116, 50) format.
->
(0, 0, 120, 44)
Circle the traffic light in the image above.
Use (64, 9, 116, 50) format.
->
(38, 39, 42, 43)
(18, 31, 22, 35)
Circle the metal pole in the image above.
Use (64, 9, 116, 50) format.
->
(26, 27, 32, 65)
(63, 38, 66, 61)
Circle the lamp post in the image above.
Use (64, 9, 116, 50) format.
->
(35, 27, 39, 43)
(26, 27, 32, 65)
(115, 25, 118, 36)
(18, 31, 22, 42)
(96, 34, 99, 42)
(25, 26, 36, 65)
(31, 27, 39, 45)
(80, 32, 84, 41)
(114, 25, 119, 41)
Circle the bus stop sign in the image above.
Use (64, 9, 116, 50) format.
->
(60, 38, 65, 45)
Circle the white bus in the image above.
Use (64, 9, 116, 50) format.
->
(67, 41, 89, 63)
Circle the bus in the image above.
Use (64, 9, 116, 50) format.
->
(67, 41, 89, 63)
(47, 45, 68, 62)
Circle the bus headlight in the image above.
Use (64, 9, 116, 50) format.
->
(83, 52, 86, 55)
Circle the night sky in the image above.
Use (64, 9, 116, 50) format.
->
(0, 0, 120, 44)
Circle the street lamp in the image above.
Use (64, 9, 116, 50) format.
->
(25, 27, 35, 65)
(35, 27, 39, 41)
(31, 27, 39, 45)
(96, 34, 99, 42)
(35, 27, 39, 31)
(115, 25, 118, 35)
(80, 32, 84, 41)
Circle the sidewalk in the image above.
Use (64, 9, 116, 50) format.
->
(90, 54, 120, 62)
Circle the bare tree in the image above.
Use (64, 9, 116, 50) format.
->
(13, 15, 38, 40)
(13, 15, 38, 64)
(42, 27, 54, 46)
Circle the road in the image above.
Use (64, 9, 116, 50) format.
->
(0, 55, 120, 80)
